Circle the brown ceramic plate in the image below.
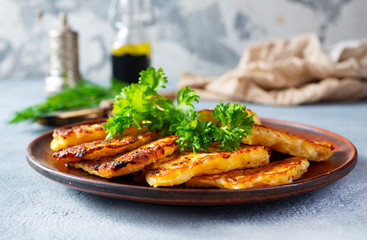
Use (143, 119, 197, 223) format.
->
(26, 118, 357, 206)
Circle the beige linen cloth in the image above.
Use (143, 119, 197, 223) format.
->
(178, 33, 367, 105)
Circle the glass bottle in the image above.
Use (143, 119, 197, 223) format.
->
(109, 0, 153, 84)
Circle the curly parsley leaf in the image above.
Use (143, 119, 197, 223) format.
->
(171, 110, 217, 153)
(212, 102, 254, 151)
(138, 67, 167, 90)
(176, 86, 200, 117)
(171, 103, 254, 153)
(104, 67, 254, 152)
(104, 67, 174, 138)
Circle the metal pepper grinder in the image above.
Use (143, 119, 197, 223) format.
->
(45, 12, 80, 95)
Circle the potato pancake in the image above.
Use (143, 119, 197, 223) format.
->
(50, 123, 149, 151)
(50, 109, 258, 152)
(52, 132, 159, 163)
(196, 110, 333, 161)
(185, 157, 309, 189)
(242, 124, 334, 161)
(69, 136, 179, 178)
(145, 145, 271, 187)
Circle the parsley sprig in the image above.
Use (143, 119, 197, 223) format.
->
(104, 67, 175, 138)
(105, 67, 254, 153)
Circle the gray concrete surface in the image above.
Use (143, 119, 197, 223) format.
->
(1, 79, 366, 240)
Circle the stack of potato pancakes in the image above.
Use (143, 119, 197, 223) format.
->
(50, 110, 334, 189)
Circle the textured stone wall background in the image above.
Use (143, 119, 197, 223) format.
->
(0, 0, 366, 85)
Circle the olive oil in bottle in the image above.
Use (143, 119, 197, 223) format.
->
(111, 42, 150, 84)
(109, 0, 152, 84)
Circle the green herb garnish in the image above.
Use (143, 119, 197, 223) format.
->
(9, 79, 127, 123)
(103, 67, 175, 138)
(105, 67, 254, 152)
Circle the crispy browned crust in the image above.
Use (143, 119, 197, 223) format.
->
(185, 157, 310, 189)
(52, 132, 160, 162)
(145, 145, 271, 187)
(69, 136, 179, 178)
(242, 124, 334, 161)
(52, 123, 105, 137)
(50, 123, 149, 151)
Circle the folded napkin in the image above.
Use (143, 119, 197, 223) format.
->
(179, 33, 367, 105)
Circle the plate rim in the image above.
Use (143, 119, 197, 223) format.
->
(26, 118, 358, 206)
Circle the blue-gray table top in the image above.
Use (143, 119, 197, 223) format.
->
(1, 79, 366, 240)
